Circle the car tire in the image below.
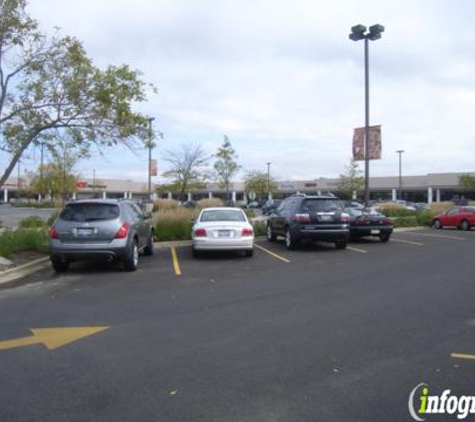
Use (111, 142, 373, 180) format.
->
(461, 219, 470, 231)
(124, 239, 139, 271)
(267, 224, 277, 242)
(143, 231, 155, 256)
(51, 259, 70, 273)
(244, 249, 254, 257)
(433, 219, 442, 229)
(379, 233, 391, 243)
(285, 227, 298, 250)
(335, 239, 348, 250)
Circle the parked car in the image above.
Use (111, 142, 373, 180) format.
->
(191, 207, 254, 257)
(431, 206, 475, 230)
(261, 199, 282, 215)
(345, 208, 393, 242)
(342, 200, 365, 210)
(49, 199, 155, 273)
(266, 195, 350, 250)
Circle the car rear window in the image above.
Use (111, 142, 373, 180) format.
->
(200, 210, 246, 222)
(302, 199, 343, 212)
(59, 203, 120, 222)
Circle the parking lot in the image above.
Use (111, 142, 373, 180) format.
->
(1, 227, 474, 421)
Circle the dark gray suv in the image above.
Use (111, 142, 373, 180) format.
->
(49, 199, 154, 273)
(266, 195, 350, 250)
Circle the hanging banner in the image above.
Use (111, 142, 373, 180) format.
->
(150, 159, 158, 176)
(352, 125, 382, 160)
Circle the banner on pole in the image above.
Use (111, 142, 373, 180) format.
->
(151, 159, 158, 176)
(352, 125, 382, 160)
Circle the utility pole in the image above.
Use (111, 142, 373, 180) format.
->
(396, 150, 404, 200)
(148, 117, 155, 201)
(266, 162, 272, 201)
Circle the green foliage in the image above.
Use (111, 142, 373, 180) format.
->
(244, 171, 277, 199)
(380, 207, 416, 217)
(459, 174, 475, 191)
(213, 135, 240, 197)
(252, 220, 267, 237)
(338, 160, 364, 200)
(18, 216, 47, 228)
(392, 217, 418, 228)
(154, 220, 192, 241)
(0, 0, 155, 187)
(0, 228, 49, 258)
(244, 208, 256, 219)
(47, 211, 59, 226)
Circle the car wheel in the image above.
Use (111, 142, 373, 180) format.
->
(244, 249, 254, 257)
(285, 227, 297, 250)
(461, 219, 470, 231)
(433, 219, 442, 229)
(143, 231, 155, 256)
(379, 233, 391, 243)
(124, 239, 139, 271)
(267, 224, 276, 242)
(51, 259, 70, 273)
(335, 239, 348, 250)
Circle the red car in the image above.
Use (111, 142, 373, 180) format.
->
(431, 206, 475, 230)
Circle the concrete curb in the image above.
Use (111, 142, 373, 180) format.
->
(0, 257, 50, 286)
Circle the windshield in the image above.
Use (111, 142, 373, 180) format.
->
(200, 210, 246, 222)
(60, 203, 120, 222)
(346, 208, 364, 217)
(302, 199, 343, 212)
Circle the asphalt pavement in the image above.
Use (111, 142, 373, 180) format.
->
(0, 204, 57, 228)
(0, 228, 474, 421)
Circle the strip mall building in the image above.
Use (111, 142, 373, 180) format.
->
(2, 171, 474, 203)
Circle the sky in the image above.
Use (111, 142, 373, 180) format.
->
(15, 0, 475, 182)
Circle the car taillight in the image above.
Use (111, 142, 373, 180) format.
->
(294, 213, 311, 223)
(354, 219, 368, 226)
(115, 222, 130, 239)
(382, 218, 393, 226)
(341, 212, 350, 223)
(49, 227, 59, 239)
(242, 228, 254, 236)
(194, 228, 207, 237)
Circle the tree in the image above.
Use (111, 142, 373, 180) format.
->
(243, 170, 277, 201)
(0, 0, 154, 187)
(161, 143, 209, 202)
(338, 160, 364, 200)
(213, 135, 240, 202)
(458, 174, 475, 194)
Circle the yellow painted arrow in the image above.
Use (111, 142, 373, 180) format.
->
(0, 326, 109, 351)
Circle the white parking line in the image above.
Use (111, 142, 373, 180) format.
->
(390, 238, 424, 246)
(403, 232, 465, 241)
(347, 246, 367, 253)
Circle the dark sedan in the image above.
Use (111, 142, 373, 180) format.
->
(346, 208, 393, 242)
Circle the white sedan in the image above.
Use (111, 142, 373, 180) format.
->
(191, 207, 254, 257)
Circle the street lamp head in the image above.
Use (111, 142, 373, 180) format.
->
(368, 24, 384, 41)
(349, 24, 366, 41)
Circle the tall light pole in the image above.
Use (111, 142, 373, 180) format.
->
(396, 150, 404, 200)
(147, 117, 155, 201)
(349, 24, 384, 207)
(39, 142, 44, 202)
(266, 162, 272, 200)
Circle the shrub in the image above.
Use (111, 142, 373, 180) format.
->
(252, 220, 267, 237)
(153, 207, 199, 241)
(392, 217, 418, 228)
(197, 198, 224, 208)
(18, 216, 48, 228)
(416, 210, 434, 226)
(0, 228, 49, 258)
(378, 203, 416, 217)
(244, 208, 256, 219)
(152, 199, 179, 212)
(47, 211, 60, 226)
(429, 201, 453, 215)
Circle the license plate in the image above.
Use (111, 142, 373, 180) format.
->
(77, 228, 94, 237)
(218, 230, 231, 237)
(371, 230, 380, 234)
(319, 215, 332, 222)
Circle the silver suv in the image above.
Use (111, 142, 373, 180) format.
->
(49, 199, 154, 273)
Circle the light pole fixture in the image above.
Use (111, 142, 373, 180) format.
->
(396, 150, 404, 200)
(266, 162, 272, 200)
(147, 117, 155, 201)
(349, 23, 384, 207)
